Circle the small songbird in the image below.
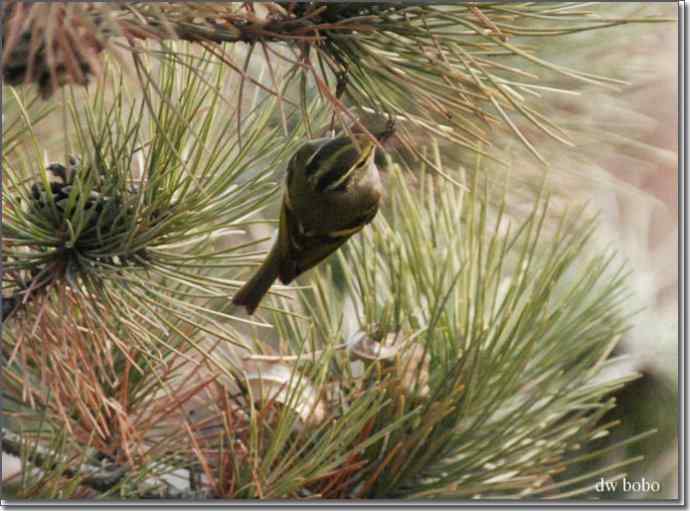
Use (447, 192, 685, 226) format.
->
(232, 131, 388, 314)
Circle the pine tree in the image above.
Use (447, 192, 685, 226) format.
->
(2, 2, 675, 500)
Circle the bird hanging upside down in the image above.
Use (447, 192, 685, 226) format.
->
(232, 128, 392, 314)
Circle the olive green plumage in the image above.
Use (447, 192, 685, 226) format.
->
(232, 133, 384, 314)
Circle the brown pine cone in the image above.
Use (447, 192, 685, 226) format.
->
(2, 2, 107, 98)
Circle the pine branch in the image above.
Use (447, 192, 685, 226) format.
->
(2, 2, 669, 501)
(2, 2, 670, 164)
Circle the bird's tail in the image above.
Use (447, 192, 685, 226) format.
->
(232, 245, 281, 315)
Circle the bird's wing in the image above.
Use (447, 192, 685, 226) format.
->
(277, 199, 372, 285)
(276, 197, 299, 284)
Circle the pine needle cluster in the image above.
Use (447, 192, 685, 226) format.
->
(1, 2, 673, 502)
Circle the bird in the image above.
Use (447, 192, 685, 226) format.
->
(232, 129, 390, 314)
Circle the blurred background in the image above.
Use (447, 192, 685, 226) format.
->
(541, 3, 679, 499)
(1, 2, 680, 500)
(596, 16, 679, 500)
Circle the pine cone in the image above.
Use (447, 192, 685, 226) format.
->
(2, 2, 107, 98)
